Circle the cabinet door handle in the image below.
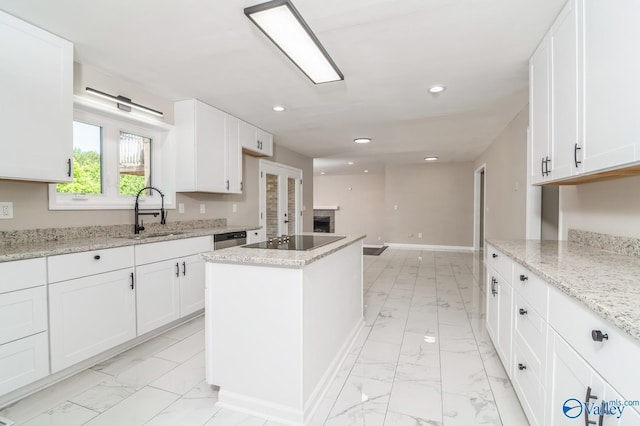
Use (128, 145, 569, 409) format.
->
(130, 272, 135, 290)
(517, 363, 526, 371)
(519, 274, 528, 281)
(519, 308, 528, 316)
(545, 156, 552, 176)
(94, 255, 101, 260)
(175, 262, 180, 277)
(226, 180, 229, 190)
(491, 277, 498, 296)
(240, 181, 243, 191)
(591, 330, 608, 342)
(574, 143, 582, 168)
(541, 157, 545, 177)
(585, 386, 599, 426)
(67, 158, 72, 177)
(182, 261, 186, 276)
(492, 253, 498, 258)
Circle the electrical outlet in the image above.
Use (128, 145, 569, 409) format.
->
(0, 202, 13, 219)
(200, 204, 206, 214)
(178, 203, 185, 214)
(418, 232, 423, 239)
(394, 204, 398, 210)
(232, 203, 237, 213)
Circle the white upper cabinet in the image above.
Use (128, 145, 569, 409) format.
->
(550, 0, 581, 179)
(529, 36, 552, 185)
(175, 99, 243, 194)
(530, 0, 640, 184)
(240, 120, 273, 157)
(0, 10, 73, 183)
(582, 0, 640, 172)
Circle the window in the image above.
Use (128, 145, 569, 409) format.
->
(49, 104, 175, 210)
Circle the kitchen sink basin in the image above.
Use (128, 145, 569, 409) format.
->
(116, 231, 190, 240)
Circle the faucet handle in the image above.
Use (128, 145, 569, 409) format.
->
(139, 219, 145, 232)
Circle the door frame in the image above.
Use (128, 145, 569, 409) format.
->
(259, 160, 303, 236)
(473, 164, 486, 251)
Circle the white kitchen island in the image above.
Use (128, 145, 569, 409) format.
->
(202, 234, 365, 425)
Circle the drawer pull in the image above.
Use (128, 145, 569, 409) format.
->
(519, 274, 528, 282)
(519, 308, 528, 316)
(591, 330, 608, 342)
(492, 253, 498, 258)
(518, 363, 526, 371)
(130, 272, 135, 290)
(94, 255, 101, 260)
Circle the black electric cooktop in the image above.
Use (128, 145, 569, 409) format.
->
(243, 235, 345, 251)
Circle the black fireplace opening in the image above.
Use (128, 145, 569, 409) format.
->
(314, 216, 331, 233)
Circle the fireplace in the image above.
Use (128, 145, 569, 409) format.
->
(314, 216, 331, 233)
(313, 209, 335, 233)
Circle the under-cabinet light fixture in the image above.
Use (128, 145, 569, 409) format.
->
(244, 0, 344, 84)
(273, 105, 286, 112)
(429, 85, 446, 94)
(85, 87, 164, 117)
(424, 156, 438, 161)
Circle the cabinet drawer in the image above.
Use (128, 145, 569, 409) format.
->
(512, 263, 549, 319)
(514, 293, 548, 371)
(0, 332, 49, 395)
(48, 246, 134, 283)
(0, 258, 46, 294)
(548, 285, 640, 403)
(486, 245, 512, 284)
(0, 286, 47, 345)
(512, 333, 545, 426)
(135, 236, 212, 265)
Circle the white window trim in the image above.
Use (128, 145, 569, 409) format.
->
(49, 96, 176, 210)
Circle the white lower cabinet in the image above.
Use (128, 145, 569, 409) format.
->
(487, 246, 640, 426)
(247, 228, 265, 244)
(136, 254, 206, 335)
(49, 268, 136, 372)
(486, 264, 513, 370)
(135, 237, 211, 335)
(0, 332, 49, 395)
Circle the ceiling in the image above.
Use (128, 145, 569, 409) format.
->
(0, 0, 565, 175)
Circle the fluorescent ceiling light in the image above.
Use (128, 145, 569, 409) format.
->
(245, 0, 344, 84)
(364, 170, 369, 173)
(429, 85, 446, 94)
(273, 105, 286, 112)
(85, 87, 164, 117)
(347, 161, 354, 165)
(354, 137, 371, 144)
(320, 172, 326, 175)
(424, 156, 438, 161)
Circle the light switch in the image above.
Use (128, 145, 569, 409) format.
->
(178, 203, 185, 214)
(232, 204, 237, 213)
(200, 204, 206, 214)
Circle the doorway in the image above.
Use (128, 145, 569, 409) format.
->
(259, 160, 303, 238)
(473, 164, 486, 251)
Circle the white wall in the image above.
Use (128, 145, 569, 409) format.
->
(313, 174, 385, 246)
(559, 176, 640, 239)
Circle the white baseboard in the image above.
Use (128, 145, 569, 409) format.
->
(385, 242, 474, 252)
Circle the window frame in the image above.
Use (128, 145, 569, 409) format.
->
(49, 97, 175, 210)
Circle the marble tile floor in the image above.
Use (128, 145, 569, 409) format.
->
(0, 249, 529, 426)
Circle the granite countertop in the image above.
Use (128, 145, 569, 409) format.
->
(0, 225, 259, 263)
(487, 239, 640, 343)
(201, 234, 366, 268)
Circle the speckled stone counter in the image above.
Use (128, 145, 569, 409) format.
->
(0, 221, 260, 263)
(201, 234, 366, 267)
(487, 238, 640, 343)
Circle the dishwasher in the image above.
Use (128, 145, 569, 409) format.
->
(213, 231, 247, 249)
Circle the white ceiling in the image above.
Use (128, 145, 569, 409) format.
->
(0, 0, 565, 175)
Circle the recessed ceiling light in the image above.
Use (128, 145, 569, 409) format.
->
(320, 171, 325, 175)
(364, 170, 369, 173)
(273, 105, 286, 112)
(424, 156, 438, 161)
(429, 85, 446, 94)
(347, 161, 354, 165)
(354, 137, 371, 144)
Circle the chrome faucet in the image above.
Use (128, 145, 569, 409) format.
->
(134, 186, 167, 234)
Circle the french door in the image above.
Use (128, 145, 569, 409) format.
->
(259, 160, 303, 238)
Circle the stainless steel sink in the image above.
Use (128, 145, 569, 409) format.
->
(116, 231, 189, 240)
